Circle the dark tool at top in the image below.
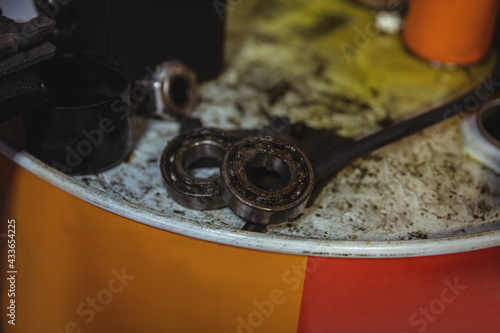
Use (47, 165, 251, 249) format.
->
(0, 14, 56, 125)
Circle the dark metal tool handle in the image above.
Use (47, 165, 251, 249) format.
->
(313, 64, 500, 182)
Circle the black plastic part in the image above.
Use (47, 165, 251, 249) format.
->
(38, 0, 227, 81)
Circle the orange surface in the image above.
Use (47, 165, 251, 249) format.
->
(0, 154, 307, 333)
(403, 0, 499, 65)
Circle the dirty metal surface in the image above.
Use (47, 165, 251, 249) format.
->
(2, 0, 500, 257)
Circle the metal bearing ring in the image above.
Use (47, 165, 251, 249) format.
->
(477, 100, 500, 149)
(160, 128, 236, 210)
(220, 136, 315, 224)
(461, 99, 500, 173)
(142, 61, 198, 117)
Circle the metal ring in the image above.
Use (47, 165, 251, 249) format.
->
(477, 100, 500, 149)
(221, 136, 314, 224)
(160, 128, 236, 210)
(461, 99, 500, 174)
(144, 61, 198, 117)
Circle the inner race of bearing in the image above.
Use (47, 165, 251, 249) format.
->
(169, 74, 191, 109)
(244, 153, 292, 191)
(182, 140, 225, 179)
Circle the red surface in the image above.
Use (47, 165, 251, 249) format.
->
(298, 248, 500, 333)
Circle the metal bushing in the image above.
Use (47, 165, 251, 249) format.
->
(160, 128, 236, 210)
(143, 61, 198, 117)
(24, 54, 131, 175)
(461, 99, 500, 173)
(221, 136, 314, 224)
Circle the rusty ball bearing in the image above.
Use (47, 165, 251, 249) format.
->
(160, 128, 236, 210)
(220, 136, 314, 224)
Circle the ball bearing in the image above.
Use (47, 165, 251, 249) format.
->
(220, 136, 314, 224)
(160, 128, 236, 210)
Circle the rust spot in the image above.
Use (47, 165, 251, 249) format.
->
(407, 231, 428, 240)
(480, 184, 491, 195)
